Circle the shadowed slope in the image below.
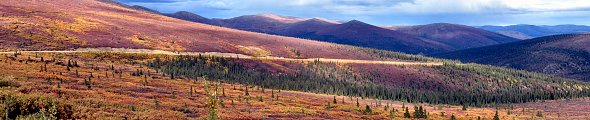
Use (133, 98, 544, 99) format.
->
(436, 33, 590, 81)
(289, 20, 454, 54)
(388, 23, 520, 50)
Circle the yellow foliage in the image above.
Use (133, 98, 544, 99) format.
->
(236, 45, 271, 57)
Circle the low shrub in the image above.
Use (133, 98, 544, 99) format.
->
(0, 93, 74, 119)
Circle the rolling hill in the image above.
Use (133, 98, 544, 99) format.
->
(435, 33, 590, 81)
(280, 20, 454, 54)
(386, 23, 520, 50)
(0, 0, 397, 60)
(2, 0, 590, 119)
(159, 10, 520, 54)
(162, 11, 215, 25)
(479, 24, 590, 39)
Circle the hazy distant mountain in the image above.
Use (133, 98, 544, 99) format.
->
(387, 23, 520, 50)
(479, 24, 590, 39)
(436, 33, 590, 81)
(494, 31, 533, 39)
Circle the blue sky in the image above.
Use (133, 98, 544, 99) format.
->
(117, 0, 590, 26)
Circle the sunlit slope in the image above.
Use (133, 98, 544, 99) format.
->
(0, 0, 391, 60)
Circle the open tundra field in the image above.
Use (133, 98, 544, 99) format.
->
(0, 51, 588, 119)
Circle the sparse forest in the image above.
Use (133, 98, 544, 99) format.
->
(149, 55, 590, 107)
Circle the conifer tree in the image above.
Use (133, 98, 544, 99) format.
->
(245, 86, 249, 96)
(404, 107, 411, 118)
(493, 110, 500, 120)
(333, 96, 337, 104)
(356, 98, 360, 107)
(364, 105, 372, 114)
(85, 77, 92, 89)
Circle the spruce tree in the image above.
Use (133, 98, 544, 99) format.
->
(333, 96, 337, 104)
(245, 86, 249, 96)
(364, 105, 372, 114)
(356, 98, 360, 107)
(493, 110, 500, 120)
(404, 107, 411, 118)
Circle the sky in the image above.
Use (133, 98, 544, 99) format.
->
(117, 0, 590, 26)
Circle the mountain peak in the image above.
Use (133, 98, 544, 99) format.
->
(343, 20, 371, 26)
(174, 11, 194, 14)
(347, 20, 363, 23)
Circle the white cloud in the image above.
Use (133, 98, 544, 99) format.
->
(504, 0, 590, 12)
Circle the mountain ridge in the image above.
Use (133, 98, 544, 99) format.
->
(389, 23, 520, 50)
(435, 33, 590, 81)
(149, 9, 519, 54)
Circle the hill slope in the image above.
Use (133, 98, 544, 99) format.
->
(161, 10, 520, 54)
(208, 14, 456, 54)
(2, 1, 590, 119)
(162, 11, 215, 25)
(0, 0, 395, 60)
(283, 20, 454, 54)
(435, 33, 590, 81)
(387, 23, 520, 50)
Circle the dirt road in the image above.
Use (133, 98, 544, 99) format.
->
(0, 48, 444, 66)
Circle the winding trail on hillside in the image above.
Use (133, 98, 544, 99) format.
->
(0, 48, 444, 66)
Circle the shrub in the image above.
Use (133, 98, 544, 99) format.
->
(0, 76, 20, 88)
(0, 93, 74, 119)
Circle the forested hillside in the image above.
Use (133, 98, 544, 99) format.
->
(436, 33, 590, 81)
(149, 53, 590, 107)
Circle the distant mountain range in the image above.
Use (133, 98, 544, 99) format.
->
(479, 24, 590, 39)
(131, 7, 519, 54)
(436, 33, 590, 81)
(385, 23, 519, 50)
